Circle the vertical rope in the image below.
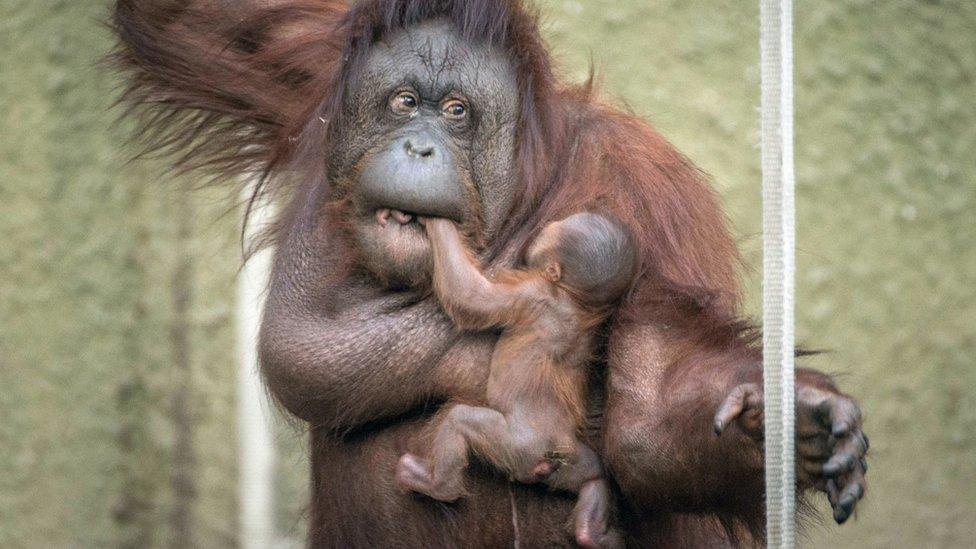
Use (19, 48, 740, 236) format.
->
(508, 482, 521, 549)
(760, 0, 797, 547)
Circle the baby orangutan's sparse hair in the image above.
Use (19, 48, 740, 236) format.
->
(526, 212, 637, 306)
(395, 213, 637, 548)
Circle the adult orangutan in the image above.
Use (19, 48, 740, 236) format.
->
(110, 0, 869, 546)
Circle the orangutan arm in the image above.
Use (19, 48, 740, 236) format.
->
(601, 321, 869, 531)
(257, 190, 468, 431)
(423, 217, 541, 331)
(260, 290, 461, 431)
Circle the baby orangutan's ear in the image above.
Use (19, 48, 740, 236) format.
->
(544, 262, 561, 282)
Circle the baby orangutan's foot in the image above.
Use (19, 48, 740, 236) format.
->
(572, 479, 623, 549)
(395, 453, 466, 502)
(575, 526, 624, 549)
(530, 460, 555, 480)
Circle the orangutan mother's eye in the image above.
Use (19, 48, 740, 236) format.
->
(390, 90, 419, 115)
(442, 99, 468, 120)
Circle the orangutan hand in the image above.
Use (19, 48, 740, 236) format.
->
(713, 382, 869, 524)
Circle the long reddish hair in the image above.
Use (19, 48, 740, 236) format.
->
(111, 0, 745, 330)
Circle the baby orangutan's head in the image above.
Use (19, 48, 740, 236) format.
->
(525, 212, 637, 306)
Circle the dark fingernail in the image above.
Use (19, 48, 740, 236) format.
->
(834, 507, 850, 524)
(860, 458, 868, 473)
(863, 434, 870, 450)
(839, 496, 857, 518)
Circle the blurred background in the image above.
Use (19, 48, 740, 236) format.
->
(1, 0, 973, 547)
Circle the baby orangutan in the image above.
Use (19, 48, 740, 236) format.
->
(395, 213, 636, 548)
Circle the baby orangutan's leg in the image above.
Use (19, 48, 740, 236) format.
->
(396, 404, 513, 502)
(546, 443, 623, 549)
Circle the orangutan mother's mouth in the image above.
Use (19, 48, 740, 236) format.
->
(375, 208, 419, 227)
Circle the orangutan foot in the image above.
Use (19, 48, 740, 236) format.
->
(395, 453, 466, 502)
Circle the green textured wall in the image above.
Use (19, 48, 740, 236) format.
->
(0, 1, 240, 546)
(1, 1, 973, 547)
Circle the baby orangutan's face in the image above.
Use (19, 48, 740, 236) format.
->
(525, 221, 564, 283)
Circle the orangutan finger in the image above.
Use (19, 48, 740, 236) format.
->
(801, 459, 824, 477)
(797, 436, 830, 460)
(837, 431, 869, 458)
(797, 422, 828, 439)
(822, 444, 858, 477)
(714, 383, 760, 435)
(833, 467, 866, 524)
(824, 396, 861, 438)
(826, 478, 840, 507)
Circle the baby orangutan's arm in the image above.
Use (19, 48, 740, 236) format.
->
(422, 218, 538, 331)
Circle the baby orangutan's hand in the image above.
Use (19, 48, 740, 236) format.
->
(713, 382, 869, 524)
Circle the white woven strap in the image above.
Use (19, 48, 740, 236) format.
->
(760, 0, 797, 547)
